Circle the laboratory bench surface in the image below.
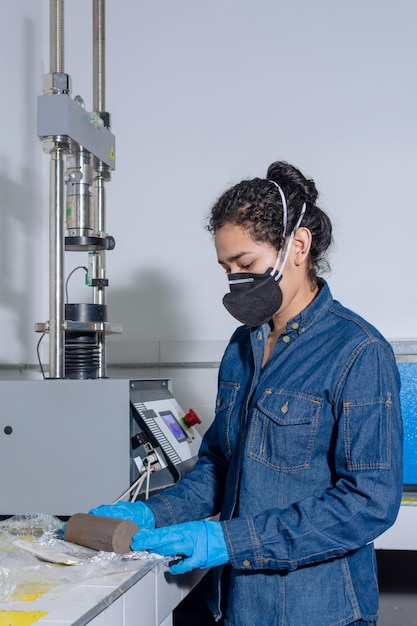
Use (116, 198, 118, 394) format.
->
(0, 546, 205, 626)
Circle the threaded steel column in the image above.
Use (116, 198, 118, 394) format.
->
(50, 0, 64, 73)
(93, 0, 106, 112)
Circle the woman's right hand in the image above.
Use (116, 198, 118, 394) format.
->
(89, 500, 156, 530)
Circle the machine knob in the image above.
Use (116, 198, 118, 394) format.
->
(106, 236, 116, 250)
(183, 409, 202, 428)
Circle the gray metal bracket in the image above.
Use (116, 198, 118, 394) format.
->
(37, 94, 116, 169)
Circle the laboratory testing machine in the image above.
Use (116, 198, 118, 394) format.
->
(0, 0, 202, 518)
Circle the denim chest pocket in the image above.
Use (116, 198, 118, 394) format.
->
(248, 389, 322, 471)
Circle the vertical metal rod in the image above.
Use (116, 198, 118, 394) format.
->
(93, 172, 106, 287)
(94, 169, 106, 378)
(49, 145, 66, 378)
(93, 0, 107, 377)
(93, 0, 106, 113)
(47, 0, 67, 377)
(50, 0, 64, 73)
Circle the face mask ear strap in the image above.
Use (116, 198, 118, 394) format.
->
(273, 202, 307, 280)
(268, 181, 288, 276)
(267, 180, 308, 279)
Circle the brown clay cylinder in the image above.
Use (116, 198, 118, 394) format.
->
(65, 513, 139, 554)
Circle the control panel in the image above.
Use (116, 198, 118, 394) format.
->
(129, 379, 202, 498)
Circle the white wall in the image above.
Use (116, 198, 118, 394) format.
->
(0, 1, 416, 426)
(0, 1, 46, 363)
(65, 0, 417, 346)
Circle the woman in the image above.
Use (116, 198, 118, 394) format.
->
(91, 161, 403, 626)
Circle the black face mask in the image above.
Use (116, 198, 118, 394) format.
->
(222, 269, 283, 327)
(221, 184, 307, 328)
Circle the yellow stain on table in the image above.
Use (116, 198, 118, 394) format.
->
(10, 583, 53, 602)
(0, 610, 48, 625)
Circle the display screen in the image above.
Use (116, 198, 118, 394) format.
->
(159, 410, 188, 443)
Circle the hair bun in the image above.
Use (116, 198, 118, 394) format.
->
(266, 161, 318, 205)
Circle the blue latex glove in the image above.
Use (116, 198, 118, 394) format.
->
(131, 520, 229, 574)
(89, 501, 156, 530)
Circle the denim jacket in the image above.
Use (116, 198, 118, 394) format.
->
(147, 280, 403, 626)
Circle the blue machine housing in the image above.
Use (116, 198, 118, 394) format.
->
(397, 361, 417, 488)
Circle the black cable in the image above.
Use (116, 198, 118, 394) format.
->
(36, 266, 88, 378)
(36, 332, 46, 379)
(65, 266, 88, 303)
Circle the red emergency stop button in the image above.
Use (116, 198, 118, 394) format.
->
(183, 409, 202, 428)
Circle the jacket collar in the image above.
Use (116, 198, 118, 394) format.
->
(260, 277, 333, 338)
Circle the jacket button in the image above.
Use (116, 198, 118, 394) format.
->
(291, 322, 299, 330)
(282, 335, 290, 343)
(243, 559, 251, 567)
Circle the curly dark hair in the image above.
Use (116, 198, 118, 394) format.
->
(206, 161, 333, 281)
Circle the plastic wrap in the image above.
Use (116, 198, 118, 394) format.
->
(0, 513, 168, 602)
